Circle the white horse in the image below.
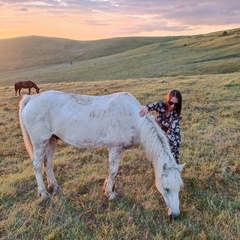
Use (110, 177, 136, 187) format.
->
(19, 90, 185, 218)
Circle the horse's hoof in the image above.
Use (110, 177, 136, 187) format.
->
(107, 192, 118, 201)
(48, 184, 61, 194)
(38, 191, 50, 199)
(53, 186, 61, 195)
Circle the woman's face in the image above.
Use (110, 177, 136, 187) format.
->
(168, 96, 179, 112)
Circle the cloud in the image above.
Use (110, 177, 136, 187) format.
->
(2, 0, 240, 25)
(158, 1, 240, 25)
(1, 0, 240, 40)
(17, 7, 28, 11)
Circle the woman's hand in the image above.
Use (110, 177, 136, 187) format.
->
(139, 105, 148, 117)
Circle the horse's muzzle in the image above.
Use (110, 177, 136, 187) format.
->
(169, 213, 180, 219)
(168, 209, 180, 219)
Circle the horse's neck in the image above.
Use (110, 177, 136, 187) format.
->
(32, 83, 38, 89)
(153, 159, 164, 176)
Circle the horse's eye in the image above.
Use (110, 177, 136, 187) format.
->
(164, 188, 170, 193)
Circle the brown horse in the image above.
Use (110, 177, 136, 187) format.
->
(14, 81, 40, 96)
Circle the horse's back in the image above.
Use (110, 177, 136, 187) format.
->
(36, 90, 142, 122)
(15, 81, 35, 87)
(24, 90, 141, 114)
(21, 91, 144, 148)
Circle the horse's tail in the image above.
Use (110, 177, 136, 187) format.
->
(140, 114, 175, 164)
(19, 95, 33, 160)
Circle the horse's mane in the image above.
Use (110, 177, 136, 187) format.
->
(140, 114, 176, 166)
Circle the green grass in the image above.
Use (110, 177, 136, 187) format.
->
(0, 35, 182, 72)
(0, 73, 239, 239)
(0, 28, 240, 86)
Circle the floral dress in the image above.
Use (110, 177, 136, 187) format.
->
(146, 101, 182, 164)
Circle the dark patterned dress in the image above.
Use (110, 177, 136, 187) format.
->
(146, 101, 182, 164)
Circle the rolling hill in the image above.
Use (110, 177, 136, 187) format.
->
(0, 28, 240, 84)
(0, 35, 183, 72)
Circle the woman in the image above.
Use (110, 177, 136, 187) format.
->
(140, 90, 182, 164)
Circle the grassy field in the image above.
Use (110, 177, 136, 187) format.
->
(0, 72, 239, 239)
(1, 28, 240, 85)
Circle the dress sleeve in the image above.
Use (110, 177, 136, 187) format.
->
(166, 115, 182, 164)
(146, 101, 164, 111)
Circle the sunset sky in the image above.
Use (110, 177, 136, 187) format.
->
(0, 0, 240, 41)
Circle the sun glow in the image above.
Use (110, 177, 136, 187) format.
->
(0, 1, 239, 40)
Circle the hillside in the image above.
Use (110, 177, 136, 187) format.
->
(0, 28, 240, 84)
(0, 35, 182, 72)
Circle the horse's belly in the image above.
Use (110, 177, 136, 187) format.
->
(54, 117, 140, 149)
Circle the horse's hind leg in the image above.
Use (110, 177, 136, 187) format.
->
(32, 146, 50, 199)
(45, 136, 61, 194)
(104, 147, 123, 200)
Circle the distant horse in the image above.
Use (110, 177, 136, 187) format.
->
(19, 91, 185, 218)
(14, 81, 40, 96)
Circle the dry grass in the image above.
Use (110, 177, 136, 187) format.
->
(0, 73, 239, 239)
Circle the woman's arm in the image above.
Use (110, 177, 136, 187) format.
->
(139, 101, 164, 117)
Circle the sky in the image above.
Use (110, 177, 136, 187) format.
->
(0, 0, 240, 41)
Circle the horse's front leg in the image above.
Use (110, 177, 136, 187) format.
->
(28, 88, 31, 95)
(104, 147, 123, 200)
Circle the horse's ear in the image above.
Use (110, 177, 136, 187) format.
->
(177, 163, 186, 172)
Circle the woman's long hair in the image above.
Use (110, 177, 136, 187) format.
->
(165, 90, 182, 116)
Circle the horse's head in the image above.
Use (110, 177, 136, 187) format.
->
(155, 162, 185, 219)
(36, 88, 40, 93)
